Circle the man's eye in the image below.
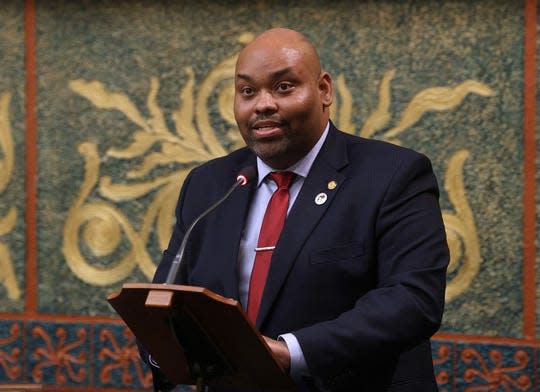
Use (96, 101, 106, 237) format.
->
(277, 83, 293, 91)
(240, 87, 254, 96)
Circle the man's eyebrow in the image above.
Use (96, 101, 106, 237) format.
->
(236, 67, 295, 82)
(270, 67, 294, 79)
(236, 73, 254, 82)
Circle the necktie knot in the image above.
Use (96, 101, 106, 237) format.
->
(269, 171, 295, 190)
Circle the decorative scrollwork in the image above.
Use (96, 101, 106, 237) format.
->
(343, 69, 493, 300)
(65, 34, 493, 301)
(31, 325, 87, 384)
(442, 150, 481, 301)
(432, 344, 451, 391)
(98, 327, 152, 387)
(62, 142, 170, 284)
(461, 347, 532, 391)
(62, 35, 254, 285)
(0, 323, 22, 380)
(0, 92, 20, 300)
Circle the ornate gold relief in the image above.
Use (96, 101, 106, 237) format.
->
(62, 142, 175, 284)
(63, 34, 257, 285)
(334, 69, 492, 301)
(65, 35, 492, 302)
(442, 150, 481, 301)
(0, 92, 21, 300)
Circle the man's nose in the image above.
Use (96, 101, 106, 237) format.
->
(254, 91, 277, 113)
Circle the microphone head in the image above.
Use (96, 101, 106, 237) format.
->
(237, 166, 256, 186)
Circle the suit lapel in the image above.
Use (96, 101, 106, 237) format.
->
(256, 125, 349, 327)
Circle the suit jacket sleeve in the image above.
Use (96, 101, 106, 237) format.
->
(292, 151, 449, 384)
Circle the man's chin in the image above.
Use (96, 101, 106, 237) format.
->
(250, 143, 298, 170)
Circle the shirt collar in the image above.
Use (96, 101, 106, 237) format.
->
(256, 122, 330, 186)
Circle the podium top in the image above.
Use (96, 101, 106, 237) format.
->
(108, 283, 295, 390)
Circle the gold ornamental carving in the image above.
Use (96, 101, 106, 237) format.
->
(65, 33, 493, 301)
(344, 69, 491, 301)
(0, 92, 21, 300)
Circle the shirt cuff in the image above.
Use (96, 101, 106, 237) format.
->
(278, 333, 309, 379)
(148, 354, 160, 368)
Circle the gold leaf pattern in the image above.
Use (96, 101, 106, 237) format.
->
(64, 36, 492, 300)
(360, 69, 395, 138)
(69, 80, 149, 131)
(64, 36, 251, 284)
(337, 75, 490, 301)
(0, 92, 20, 300)
(384, 80, 495, 138)
(99, 174, 179, 202)
(331, 74, 356, 134)
(442, 150, 481, 301)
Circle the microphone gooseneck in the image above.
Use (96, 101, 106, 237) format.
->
(165, 167, 256, 284)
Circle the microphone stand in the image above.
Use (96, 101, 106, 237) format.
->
(163, 167, 255, 392)
(165, 174, 250, 285)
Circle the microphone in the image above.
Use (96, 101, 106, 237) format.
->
(165, 166, 256, 284)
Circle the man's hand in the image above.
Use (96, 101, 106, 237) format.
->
(263, 336, 291, 371)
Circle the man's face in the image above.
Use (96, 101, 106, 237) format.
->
(234, 39, 332, 169)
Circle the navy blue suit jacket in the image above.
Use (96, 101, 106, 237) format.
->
(151, 123, 449, 391)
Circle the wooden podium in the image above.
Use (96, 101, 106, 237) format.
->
(0, 386, 56, 392)
(107, 283, 294, 391)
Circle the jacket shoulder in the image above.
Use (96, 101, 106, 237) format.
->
(189, 147, 254, 179)
(333, 129, 433, 172)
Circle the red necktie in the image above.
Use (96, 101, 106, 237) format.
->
(247, 171, 295, 323)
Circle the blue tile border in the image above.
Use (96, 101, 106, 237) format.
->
(431, 339, 540, 391)
(0, 320, 23, 383)
(432, 340, 454, 392)
(0, 319, 154, 389)
(94, 322, 152, 389)
(26, 321, 90, 386)
(2, 321, 540, 391)
(455, 342, 536, 391)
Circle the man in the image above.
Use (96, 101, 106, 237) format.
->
(146, 28, 449, 391)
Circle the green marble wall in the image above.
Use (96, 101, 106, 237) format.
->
(0, 0, 527, 338)
(34, 0, 523, 336)
(1, 0, 537, 389)
(0, 1, 25, 313)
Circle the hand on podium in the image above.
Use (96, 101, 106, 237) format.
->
(263, 336, 291, 372)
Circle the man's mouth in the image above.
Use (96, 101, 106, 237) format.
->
(251, 121, 283, 138)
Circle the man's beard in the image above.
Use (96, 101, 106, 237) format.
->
(247, 134, 292, 164)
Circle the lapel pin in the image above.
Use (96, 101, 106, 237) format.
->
(315, 193, 327, 205)
(327, 180, 337, 190)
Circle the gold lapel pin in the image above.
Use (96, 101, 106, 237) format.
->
(327, 180, 337, 190)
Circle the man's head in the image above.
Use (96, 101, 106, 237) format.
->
(234, 28, 333, 170)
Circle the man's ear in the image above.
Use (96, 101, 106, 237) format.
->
(319, 72, 333, 108)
